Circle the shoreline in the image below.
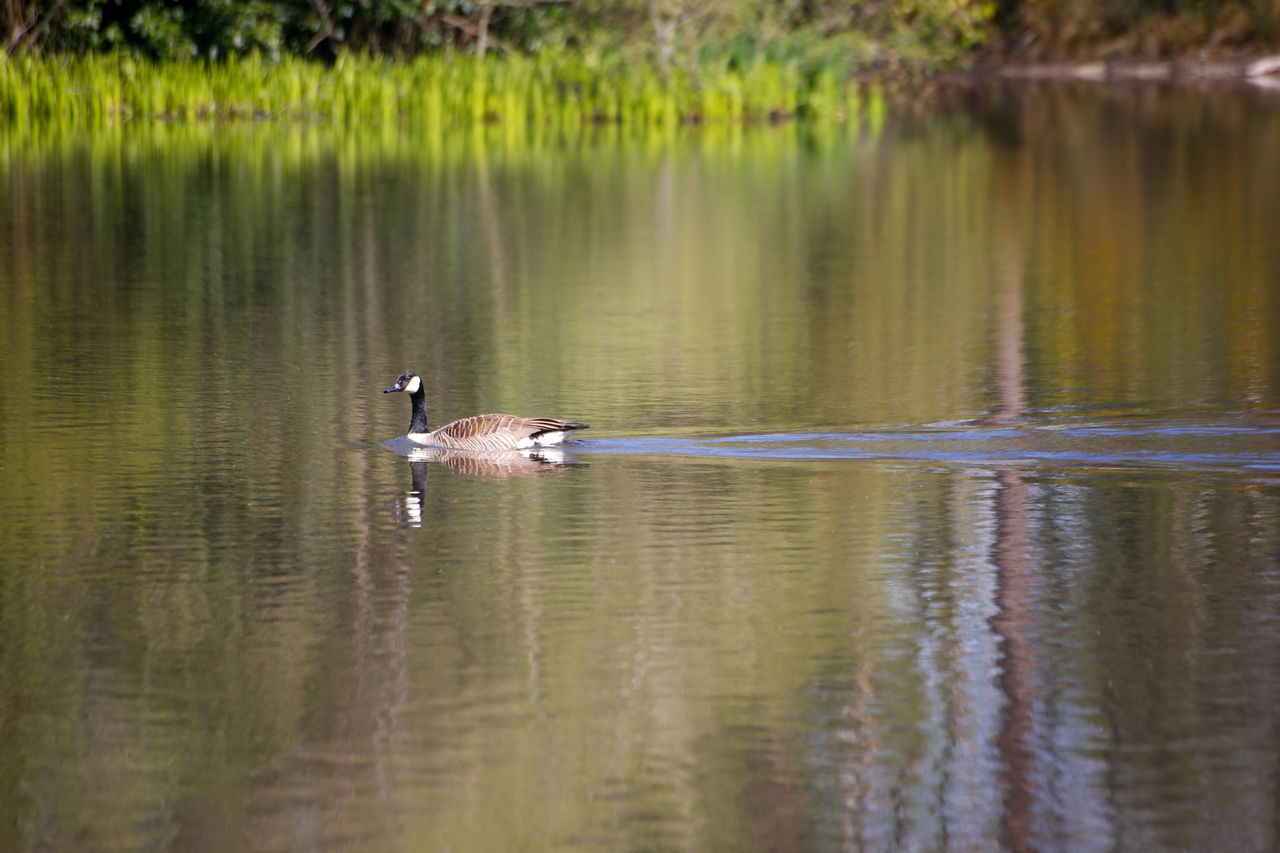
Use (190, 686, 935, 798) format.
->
(969, 53, 1280, 87)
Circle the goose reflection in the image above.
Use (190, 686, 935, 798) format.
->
(403, 444, 581, 476)
(383, 439, 584, 526)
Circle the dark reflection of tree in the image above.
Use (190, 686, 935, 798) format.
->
(835, 636, 877, 850)
(1275, 718, 1280, 849)
(972, 232, 1027, 426)
(693, 713, 816, 852)
(350, 451, 412, 816)
(990, 250, 1026, 423)
(474, 147, 512, 336)
(986, 215, 1036, 849)
(990, 467, 1035, 853)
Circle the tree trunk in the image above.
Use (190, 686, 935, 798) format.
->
(478, 2, 494, 58)
(649, 0, 678, 81)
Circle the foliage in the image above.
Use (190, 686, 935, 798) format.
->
(5, 0, 290, 58)
(3, 0, 999, 69)
(995, 0, 1280, 55)
(4, 0, 610, 60)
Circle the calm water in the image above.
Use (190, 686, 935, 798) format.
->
(2, 84, 1280, 851)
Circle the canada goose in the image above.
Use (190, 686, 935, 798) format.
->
(383, 371, 588, 451)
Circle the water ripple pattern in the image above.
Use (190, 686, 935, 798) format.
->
(579, 416, 1280, 472)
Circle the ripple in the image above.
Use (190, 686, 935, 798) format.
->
(578, 415, 1280, 473)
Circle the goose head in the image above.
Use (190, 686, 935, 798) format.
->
(384, 372, 422, 395)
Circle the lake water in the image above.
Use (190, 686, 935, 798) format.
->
(2, 83, 1280, 851)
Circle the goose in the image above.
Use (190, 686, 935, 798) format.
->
(383, 371, 588, 451)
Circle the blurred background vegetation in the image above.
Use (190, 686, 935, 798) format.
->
(3, 1, 1277, 73)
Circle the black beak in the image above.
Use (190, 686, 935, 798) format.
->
(384, 382, 403, 393)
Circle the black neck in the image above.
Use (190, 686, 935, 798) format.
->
(408, 388, 430, 433)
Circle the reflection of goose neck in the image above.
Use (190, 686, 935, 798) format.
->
(409, 460, 429, 495)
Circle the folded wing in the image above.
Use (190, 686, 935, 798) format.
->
(430, 414, 588, 451)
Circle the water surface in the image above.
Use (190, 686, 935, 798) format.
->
(2, 84, 1280, 851)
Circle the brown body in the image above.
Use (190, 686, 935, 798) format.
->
(411, 413, 585, 451)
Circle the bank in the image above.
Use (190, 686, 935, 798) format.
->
(977, 53, 1280, 85)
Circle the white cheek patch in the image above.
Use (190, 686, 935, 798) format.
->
(405, 375, 421, 394)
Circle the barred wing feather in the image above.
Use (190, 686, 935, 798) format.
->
(429, 414, 587, 451)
